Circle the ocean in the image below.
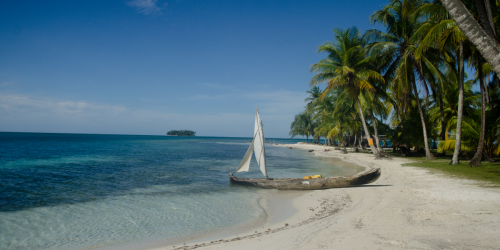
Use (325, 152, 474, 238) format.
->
(0, 132, 357, 250)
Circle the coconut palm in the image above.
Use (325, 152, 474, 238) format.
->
(483, 86, 500, 160)
(433, 78, 480, 159)
(310, 27, 385, 157)
(312, 89, 336, 145)
(305, 86, 322, 113)
(469, 52, 488, 166)
(439, 0, 500, 77)
(392, 99, 434, 154)
(289, 111, 315, 143)
(365, 0, 437, 159)
(414, 0, 498, 164)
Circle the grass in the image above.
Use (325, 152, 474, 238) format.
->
(347, 147, 500, 187)
(402, 160, 500, 187)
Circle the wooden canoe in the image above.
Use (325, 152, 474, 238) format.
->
(229, 167, 381, 190)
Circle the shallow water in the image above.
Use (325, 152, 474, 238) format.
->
(0, 133, 356, 250)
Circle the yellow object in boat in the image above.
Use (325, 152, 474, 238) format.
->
(303, 175, 322, 179)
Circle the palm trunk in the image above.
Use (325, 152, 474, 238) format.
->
(410, 71, 434, 159)
(396, 103, 402, 123)
(451, 41, 464, 165)
(439, 90, 446, 141)
(498, 74, 500, 91)
(484, 0, 496, 36)
(369, 110, 382, 150)
(359, 133, 363, 149)
(339, 124, 344, 148)
(440, 0, 500, 78)
(475, 0, 500, 45)
(484, 75, 490, 103)
(423, 78, 430, 110)
(355, 95, 379, 156)
(469, 61, 486, 167)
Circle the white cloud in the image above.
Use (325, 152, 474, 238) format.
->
(127, 0, 162, 15)
(0, 95, 127, 115)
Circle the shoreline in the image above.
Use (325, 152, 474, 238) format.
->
(94, 143, 364, 250)
(149, 143, 500, 250)
(145, 143, 377, 250)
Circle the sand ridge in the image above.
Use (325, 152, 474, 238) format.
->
(153, 143, 500, 250)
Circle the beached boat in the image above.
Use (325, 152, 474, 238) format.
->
(229, 108, 381, 190)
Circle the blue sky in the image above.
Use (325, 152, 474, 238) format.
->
(1, 0, 390, 138)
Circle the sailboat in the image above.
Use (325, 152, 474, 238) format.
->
(229, 108, 381, 190)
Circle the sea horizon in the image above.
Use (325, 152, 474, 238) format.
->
(0, 131, 309, 141)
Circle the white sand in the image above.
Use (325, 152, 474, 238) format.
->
(152, 143, 500, 250)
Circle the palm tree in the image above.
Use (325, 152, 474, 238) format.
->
(414, 1, 494, 164)
(312, 89, 336, 145)
(392, 100, 434, 154)
(365, 0, 437, 159)
(289, 111, 314, 143)
(432, 79, 479, 158)
(310, 27, 385, 157)
(305, 86, 322, 113)
(439, 0, 500, 77)
(360, 90, 391, 152)
(331, 88, 361, 148)
(469, 52, 487, 166)
(411, 2, 459, 144)
(483, 86, 500, 160)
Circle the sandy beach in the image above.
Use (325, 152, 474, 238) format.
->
(151, 143, 500, 250)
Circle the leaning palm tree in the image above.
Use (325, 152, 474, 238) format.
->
(439, 0, 500, 77)
(310, 27, 385, 157)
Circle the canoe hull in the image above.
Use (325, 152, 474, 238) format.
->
(229, 167, 381, 190)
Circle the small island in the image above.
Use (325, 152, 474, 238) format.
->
(166, 130, 196, 136)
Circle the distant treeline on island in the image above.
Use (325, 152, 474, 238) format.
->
(166, 130, 196, 136)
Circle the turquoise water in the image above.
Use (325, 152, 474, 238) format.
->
(0, 132, 352, 250)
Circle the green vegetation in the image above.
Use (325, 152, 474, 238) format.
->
(291, 0, 500, 166)
(166, 130, 196, 136)
(402, 159, 500, 187)
(290, 111, 314, 143)
(348, 147, 500, 186)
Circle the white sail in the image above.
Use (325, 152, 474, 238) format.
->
(236, 138, 254, 172)
(253, 108, 267, 178)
